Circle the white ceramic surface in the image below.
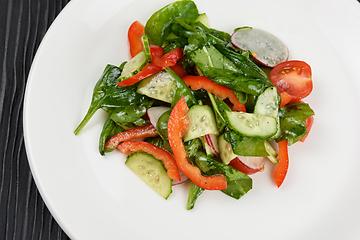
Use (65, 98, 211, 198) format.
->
(24, 0, 360, 239)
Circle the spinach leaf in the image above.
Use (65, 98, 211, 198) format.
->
(145, 136, 172, 153)
(198, 64, 267, 96)
(186, 181, 205, 210)
(208, 93, 231, 132)
(145, 0, 199, 46)
(184, 138, 203, 158)
(214, 44, 269, 80)
(223, 131, 269, 156)
(156, 109, 171, 141)
(190, 45, 239, 71)
(109, 98, 153, 125)
(276, 102, 315, 144)
(99, 117, 124, 156)
(193, 152, 252, 199)
(74, 65, 145, 135)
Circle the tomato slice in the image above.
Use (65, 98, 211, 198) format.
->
(270, 60, 313, 100)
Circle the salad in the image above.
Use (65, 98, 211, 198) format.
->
(74, 0, 315, 210)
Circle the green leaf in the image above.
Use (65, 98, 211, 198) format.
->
(223, 131, 268, 156)
(186, 181, 205, 210)
(99, 117, 124, 156)
(109, 98, 153, 124)
(74, 65, 121, 135)
(74, 65, 146, 135)
(277, 102, 315, 144)
(145, 0, 199, 46)
(193, 152, 252, 199)
(198, 64, 267, 96)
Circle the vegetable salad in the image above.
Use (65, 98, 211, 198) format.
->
(74, 0, 315, 210)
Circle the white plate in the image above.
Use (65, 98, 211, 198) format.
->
(23, 0, 360, 239)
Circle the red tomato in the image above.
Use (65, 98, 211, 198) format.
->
(270, 60, 313, 100)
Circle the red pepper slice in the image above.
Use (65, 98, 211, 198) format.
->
(168, 96, 227, 190)
(150, 45, 183, 68)
(153, 48, 183, 68)
(150, 45, 164, 59)
(117, 140, 181, 182)
(182, 75, 246, 112)
(169, 64, 188, 78)
(128, 21, 145, 58)
(273, 139, 289, 187)
(117, 63, 163, 88)
(104, 124, 158, 150)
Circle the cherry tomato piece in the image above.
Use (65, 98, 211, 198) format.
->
(270, 60, 313, 100)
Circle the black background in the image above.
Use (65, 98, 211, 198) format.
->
(1, 0, 360, 239)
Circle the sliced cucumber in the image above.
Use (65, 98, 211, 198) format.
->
(137, 71, 176, 103)
(254, 87, 281, 139)
(117, 51, 147, 82)
(225, 111, 277, 139)
(125, 152, 172, 199)
(183, 105, 219, 142)
(218, 134, 237, 165)
(142, 35, 152, 63)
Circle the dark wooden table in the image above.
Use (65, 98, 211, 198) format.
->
(1, 0, 360, 239)
(1, 1, 71, 239)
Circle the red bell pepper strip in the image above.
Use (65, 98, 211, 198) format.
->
(117, 63, 163, 88)
(117, 140, 181, 182)
(150, 45, 183, 68)
(182, 75, 246, 112)
(128, 21, 145, 58)
(104, 124, 158, 150)
(279, 91, 294, 108)
(152, 48, 183, 68)
(300, 115, 314, 143)
(169, 64, 188, 78)
(168, 96, 227, 190)
(150, 45, 164, 59)
(273, 139, 289, 188)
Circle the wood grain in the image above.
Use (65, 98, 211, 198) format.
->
(0, 0, 70, 239)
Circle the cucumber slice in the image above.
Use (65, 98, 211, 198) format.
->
(117, 51, 147, 82)
(225, 111, 277, 138)
(142, 35, 152, 63)
(183, 105, 219, 142)
(254, 87, 281, 139)
(137, 71, 176, 103)
(125, 152, 172, 199)
(218, 134, 237, 165)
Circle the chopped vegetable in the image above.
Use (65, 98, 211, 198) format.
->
(168, 96, 227, 190)
(104, 124, 158, 150)
(75, 0, 315, 208)
(231, 27, 289, 67)
(182, 75, 246, 112)
(117, 140, 181, 181)
(128, 21, 145, 58)
(273, 139, 289, 187)
(270, 60, 313, 100)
